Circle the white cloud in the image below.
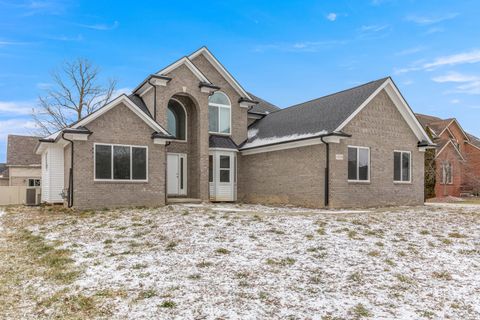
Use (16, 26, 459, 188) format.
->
(326, 13, 337, 21)
(406, 13, 459, 25)
(395, 46, 426, 56)
(396, 49, 480, 74)
(432, 72, 480, 95)
(0, 101, 36, 115)
(78, 21, 119, 31)
(450, 99, 461, 104)
(0, 118, 38, 140)
(254, 40, 347, 53)
(360, 24, 389, 32)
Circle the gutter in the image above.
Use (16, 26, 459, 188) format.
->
(164, 141, 171, 205)
(61, 132, 74, 208)
(320, 136, 330, 207)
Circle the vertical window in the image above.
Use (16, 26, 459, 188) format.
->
(394, 151, 411, 182)
(167, 99, 186, 140)
(209, 155, 213, 183)
(95, 144, 147, 181)
(442, 162, 453, 184)
(95, 145, 112, 179)
(219, 155, 230, 182)
(347, 146, 370, 181)
(208, 91, 231, 134)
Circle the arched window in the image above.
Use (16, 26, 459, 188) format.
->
(208, 91, 231, 134)
(167, 99, 186, 140)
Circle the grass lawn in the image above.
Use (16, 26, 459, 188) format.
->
(0, 203, 479, 319)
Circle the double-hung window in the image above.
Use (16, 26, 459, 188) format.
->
(95, 144, 147, 181)
(394, 151, 411, 183)
(348, 146, 370, 182)
(28, 178, 41, 187)
(442, 162, 453, 184)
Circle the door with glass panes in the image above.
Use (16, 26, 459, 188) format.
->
(209, 151, 236, 201)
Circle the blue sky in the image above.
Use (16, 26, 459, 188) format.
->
(1, 0, 480, 161)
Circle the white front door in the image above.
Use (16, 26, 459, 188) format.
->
(167, 153, 187, 195)
(209, 151, 237, 201)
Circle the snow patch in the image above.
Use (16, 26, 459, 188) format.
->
(243, 130, 328, 149)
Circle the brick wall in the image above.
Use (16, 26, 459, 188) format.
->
(329, 90, 425, 207)
(69, 103, 166, 209)
(238, 144, 325, 208)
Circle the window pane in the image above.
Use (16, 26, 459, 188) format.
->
(220, 155, 230, 168)
(167, 108, 177, 137)
(358, 148, 369, 180)
(402, 152, 410, 181)
(394, 152, 401, 181)
(219, 107, 230, 133)
(209, 105, 219, 132)
(113, 146, 130, 180)
(95, 145, 111, 179)
(220, 169, 230, 182)
(209, 92, 230, 105)
(348, 147, 357, 180)
(28, 179, 35, 187)
(209, 155, 213, 182)
(132, 147, 146, 180)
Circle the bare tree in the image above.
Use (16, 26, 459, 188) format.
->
(32, 58, 117, 136)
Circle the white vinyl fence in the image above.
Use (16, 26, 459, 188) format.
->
(0, 186, 27, 205)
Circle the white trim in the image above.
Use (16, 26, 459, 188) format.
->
(157, 57, 210, 83)
(208, 91, 232, 135)
(73, 94, 169, 135)
(209, 148, 239, 152)
(435, 140, 466, 161)
(93, 143, 149, 182)
(393, 150, 412, 183)
(188, 47, 252, 100)
(62, 133, 89, 141)
(335, 78, 433, 145)
(168, 98, 188, 142)
(347, 145, 371, 183)
(466, 141, 480, 152)
(438, 118, 469, 141)
(241, 137, 323, 156)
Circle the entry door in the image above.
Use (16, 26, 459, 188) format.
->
(209, 151, 237, 201)
(167, 153, 187, 195)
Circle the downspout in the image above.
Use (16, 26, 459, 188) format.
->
(148, 79, 157, 121)
(61, 132, 74, 208)
(320, 136, 330, 207)
(164, 141, 171, 205)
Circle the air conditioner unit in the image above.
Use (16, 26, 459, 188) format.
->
(26, 188, 42, 206)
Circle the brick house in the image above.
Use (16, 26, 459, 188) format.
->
(3, 135, 42, 187)
(35, 47, 433, 209)
(416, 114, 480, 197)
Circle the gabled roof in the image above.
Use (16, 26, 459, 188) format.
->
(7, 135, 42, 166)
(247, 93, 280, 115)
(242, 77, 432, 150)
(467, 133, 480, 150)
(415, 113, 469, 141)
(157, 56, 211, 83)
(188, 47, 253, 100)
(128, 93, 152, 118)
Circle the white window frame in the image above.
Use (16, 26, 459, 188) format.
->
(393, 150, 412, 184)
(208, 91, 232, 136)
(347, 145, 371, 183)
(27, 178, 41, 188)
(93, 143, 148, 182)
(167, 98, 188, 142)
(441, 162, 453, 185)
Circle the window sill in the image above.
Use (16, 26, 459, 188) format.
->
(170, 140, 187, 143)
(209, 132, 231, 136)
(394, 181, 412, 185)
(94, 180, 149, 184)
(347, 180, 371, 184)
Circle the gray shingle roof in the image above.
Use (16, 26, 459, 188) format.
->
(0, 163, 7, 176)
(247, 92, 280, 115)
(7, 135, 42, 166)
(128, 94, 152, 118)
(243, 77, 389, 147)
(467, 133, 480, 148)
(209, 135, 238, 149)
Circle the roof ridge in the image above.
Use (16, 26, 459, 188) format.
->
(268, 76, 390, 115)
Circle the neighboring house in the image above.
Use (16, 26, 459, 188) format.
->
(6, 135, 42, 187)
(35, 47, 433, 209)
(416, 114, 480, 197)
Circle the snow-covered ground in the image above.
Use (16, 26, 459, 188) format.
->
(2, 203, 480, 319)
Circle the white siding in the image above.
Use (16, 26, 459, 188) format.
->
(41, 145, 64, 203)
